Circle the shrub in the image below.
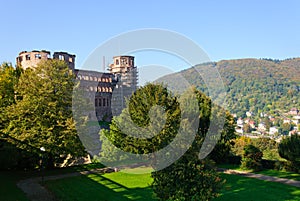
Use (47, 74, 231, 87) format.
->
(278, 134, 300, 172)
(241, 144, 263, 171)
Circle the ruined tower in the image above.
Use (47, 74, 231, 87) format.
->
(16, 50, 51, 70)
(108, 56, 138, 115)
(16, 50, 75, 71)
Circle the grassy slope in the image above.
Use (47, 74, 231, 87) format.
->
(257, 169, 300, 181)
(45, 169, 300, 201)
(215, 173, 300, 201)
(46, 172, 156, 201)
(0, 163, 105, 201)
(218, 164, 300, 181)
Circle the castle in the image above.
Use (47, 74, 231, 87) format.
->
(16, 50, 138, 122)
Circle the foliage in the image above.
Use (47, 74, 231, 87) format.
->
(0, 140, 39, 170)
(101, 84, 225, 200)
(0, 63, 21, 130)
(241, 144, 263, 171)
(158, 58, 300, 117)
(100, 83, 181, 163)
(278, 135, 300, 171)
(3, 60, 86, 168)
(231, 136, 251, 156)
(208, 110, 236, 163)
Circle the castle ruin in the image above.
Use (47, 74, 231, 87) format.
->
(16, 50, 138, 122)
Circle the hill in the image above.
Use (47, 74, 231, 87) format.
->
(157, 58, 300, 118)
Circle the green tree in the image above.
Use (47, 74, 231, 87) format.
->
(101, 84, 224, 200)
(241, 144, 263, 171)
(208, 110, 236, 163)
(4, 60, 86, 168)
(278, 135, 300, 169)
(281, 123, 292, 135)
(0, 63, 21, 130)
(243, 123, 251, 133)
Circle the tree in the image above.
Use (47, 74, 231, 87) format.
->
(0, 63, 21, 130)
(278, 135, 300, 169)
(208, 110, 236, 163)
(100, 84, 224, 200)
(243, 123, 251, 134)
(4, 60, 86, 168)
(241, 144, 263, 171)
(232, 136, 251, 156)
(281, 123, 292, 135)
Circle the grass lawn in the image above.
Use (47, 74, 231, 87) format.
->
(0, 162, 105, 201)
(46, 171, 156, 201)
(215, 173, 300, 201)
(257, 169, 300, 181)
(45, 167, 300, 201)
(0, 171, 30, 201)
(218, 163, 300, 181)
(3, 163, 300, 201)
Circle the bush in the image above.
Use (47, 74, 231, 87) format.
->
(278, 135, 300, 172)
(241, 144, 263, 171)
(0, 141, 40, 170)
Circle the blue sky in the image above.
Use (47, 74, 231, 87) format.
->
(1, 0, 300, 73)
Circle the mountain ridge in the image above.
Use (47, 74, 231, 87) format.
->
(158, 57, 300, 118)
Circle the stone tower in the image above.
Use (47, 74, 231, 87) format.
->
(53, 52, 76, 72)
(16, 50, 51, 70)
(108, 56, 138, 115)
(16, 50, 75, 71)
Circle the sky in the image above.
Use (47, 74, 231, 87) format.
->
(1, 0, 300, 76)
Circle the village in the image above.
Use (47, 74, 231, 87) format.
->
(235, 107, 300, 140)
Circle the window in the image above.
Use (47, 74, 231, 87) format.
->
(116, 59, 119, 65)
(35, 54, 41, 59)
(18, 56, 23, 62)
(69, 57, 73, 62)
(25, 54, 31, 60)
(99, 98, 102, 106)
(103, 98, 106, 106)
(59, 55, 64, 60)
(95, 99, 98, 107)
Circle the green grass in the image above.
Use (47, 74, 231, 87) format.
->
(0, 162, 105, 201)
(46, 171, 157, 201)
(218, 163, 300, 181)
(3, 163, 300, 201)
(214, 173, 300, 201)
(257, 169, 300, 181)
(0, 171, 30, 201)
(45, 167, 300, 201)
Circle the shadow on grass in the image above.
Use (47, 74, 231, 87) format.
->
(214, 173, 300, 201)
(0, 172, 30, 201)
(257, 169, 300, 181)
(45, 172, 156, 201)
